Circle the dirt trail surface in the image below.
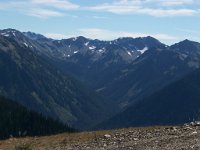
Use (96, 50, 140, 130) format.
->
(0, 122, 200, 150)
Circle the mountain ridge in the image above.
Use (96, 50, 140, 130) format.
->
(1, 28, 200, 131)
(0, 30, 116, 129)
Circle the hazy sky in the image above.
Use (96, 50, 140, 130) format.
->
(0, 0, 200, 44)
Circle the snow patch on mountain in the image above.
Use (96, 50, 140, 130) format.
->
(98, 48, 106, 53)
(85, 42, 89, 46)
(24, 42, 29, 47)
(138, 47, 148, 54)
(72, 37, 77, 41)
(1, 33, 9, 37)
(127, 51, 132, 56)
(89, 46, 96, 50)
(1, 30, 17, 37)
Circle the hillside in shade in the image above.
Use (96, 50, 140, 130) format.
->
(97, 69, 200, 129)
(0, 96, 75, 140)
(0, 29, 115, 130)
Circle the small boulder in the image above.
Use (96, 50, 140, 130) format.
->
(104, 134, 111, 138)
(191, 131, 198, 135)
(190, 121, 200, 126)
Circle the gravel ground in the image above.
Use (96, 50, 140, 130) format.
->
(1, 122, 200, 150)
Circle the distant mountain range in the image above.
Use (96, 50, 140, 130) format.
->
(1, 28, 200, 130)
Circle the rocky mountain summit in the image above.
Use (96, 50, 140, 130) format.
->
(1, 122, 200, 150)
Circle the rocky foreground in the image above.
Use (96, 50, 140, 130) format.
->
(1, 122, 200, 150)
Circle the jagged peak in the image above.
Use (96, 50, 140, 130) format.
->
(23, 31, 49, 41)
(171, 39, 200, 48)
(176, 39, 198, 44)
(1, 28, 19, 32)
(0, 28, 22, 37)
(68, 36, 90, 41)
(101, 36, 161, 44)
(115, 36, 159, 41)
(180, 39, 196, 44)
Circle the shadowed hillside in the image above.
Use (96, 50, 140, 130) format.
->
(0, 96, 75, 140)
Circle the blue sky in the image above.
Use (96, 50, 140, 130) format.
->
(0, 0, 200, 45)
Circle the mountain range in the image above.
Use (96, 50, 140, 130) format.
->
(1, 28, 200, 131)
(0, 29, 116, 130)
